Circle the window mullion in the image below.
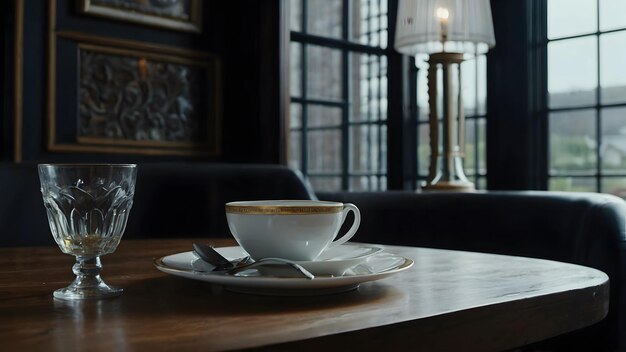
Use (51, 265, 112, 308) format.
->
(341, 0, 350, 190)
(595, 0, 602, 192)
(301, 0, 308, 175)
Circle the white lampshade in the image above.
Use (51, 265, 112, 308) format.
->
(395, 0, 495, 55)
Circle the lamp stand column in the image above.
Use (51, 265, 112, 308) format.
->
(422, 52, 475, 192)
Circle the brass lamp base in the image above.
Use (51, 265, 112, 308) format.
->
(422, 52, 475, 193)
(421, 180, 475, 192)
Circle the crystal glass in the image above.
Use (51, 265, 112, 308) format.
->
(38, 164, 137, 300)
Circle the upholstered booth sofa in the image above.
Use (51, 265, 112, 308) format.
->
(0, 162, 316, 247)
(1, 162, 625, 351)
(318, 190, 626, 351)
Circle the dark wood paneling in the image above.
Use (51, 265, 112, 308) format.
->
(21, 0, 47, 162)
(217, 0, 283, 164)
(1, 0, 15, 161)
(387, 0, 416, 190)
(487, 0, 532, 190)
(5, 0, 285, 164)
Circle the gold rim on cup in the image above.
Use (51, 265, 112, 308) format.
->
(225, 202, 343, 215)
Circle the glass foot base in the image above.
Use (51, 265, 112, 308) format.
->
(53, 284, 123, 300)
(53, 255, 123, 300)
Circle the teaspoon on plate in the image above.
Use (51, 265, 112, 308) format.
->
(192, 243, 315, 280)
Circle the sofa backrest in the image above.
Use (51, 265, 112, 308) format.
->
(0, 163, 315, 247)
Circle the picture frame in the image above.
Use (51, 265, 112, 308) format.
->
(79, 0, 202, 33)
(47, 31, 221, 156)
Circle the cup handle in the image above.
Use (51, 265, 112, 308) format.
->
(328, 203, 361, 248)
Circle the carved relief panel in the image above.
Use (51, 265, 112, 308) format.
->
(48, 31, 220, 156)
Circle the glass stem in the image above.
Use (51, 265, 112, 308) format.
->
(71, 256, 104, 289)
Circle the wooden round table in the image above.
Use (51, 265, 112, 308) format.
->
(0, 239, 608, 351)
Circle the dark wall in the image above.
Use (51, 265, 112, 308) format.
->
(2, 0, 284, 165)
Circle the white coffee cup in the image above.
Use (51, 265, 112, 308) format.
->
(225, 200, 361, 261)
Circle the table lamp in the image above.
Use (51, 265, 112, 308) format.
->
(395, 0, 495, 191)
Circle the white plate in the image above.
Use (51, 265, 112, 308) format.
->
(154, 248, 413, 296)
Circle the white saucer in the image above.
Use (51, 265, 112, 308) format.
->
(154, 247, 413, 296)
(307, 244, 384, 275)
(181, 244, 384, 276)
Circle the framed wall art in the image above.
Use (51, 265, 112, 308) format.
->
(48, 31, 221, 156)
(79, 0, 202, 33)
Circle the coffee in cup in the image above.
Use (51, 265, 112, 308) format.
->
(225, 200, 361, 261)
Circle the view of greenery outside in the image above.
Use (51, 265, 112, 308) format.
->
(547, 0, 626, 198)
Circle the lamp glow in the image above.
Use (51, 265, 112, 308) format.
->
(436, 7, 449, 22)
(436, 7, 449, 42)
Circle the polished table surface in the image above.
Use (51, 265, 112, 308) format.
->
(0, 239, 609, 351)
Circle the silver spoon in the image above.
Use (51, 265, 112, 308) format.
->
(192, 243, 236, 270)
(192, 243, 315, 280)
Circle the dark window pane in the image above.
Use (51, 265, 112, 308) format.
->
(289, 130, 302, 170)
(350, 175, 385, 191)
(380, 124, 388, 172)
(476, 55, 487, 115)
(350, 125, 382, 172)
(290, 0, 302, 32)
(602, 178, 626, 199)
(549, 177, 596, 192)
(477, 117, 487, 174)
(350, 176, 369, 191)
(548, 37, 597, 108)
(308, 105, 342, 127)
(476, 176, 487, 190)
(309, 176, 341, 192)
(600, 31, 626, 105)
(290, 103, 302, 129)
(461, 56, 477, 116)
(464, 117, 487, 176)
(464, 117, 487, 175)
(351, 54, 387, 122)
(290, 42, 302, 98)
(350, 0, 388, 48)
(307, 45, 342, 100)
(380, 58, 388, 120)
(601, 107, 626, 174)
(307, 130, 342, 173)
(549, 109, 597, 174)
(417, 123, 430, 176)
(464, 118, 477, 175)
(307, 0, 342, 38)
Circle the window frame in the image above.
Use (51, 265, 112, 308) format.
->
(288, 0, 410, 191)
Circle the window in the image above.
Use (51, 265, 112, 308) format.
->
(289, 0, 389, 192)
(546, 0, 626, 197)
